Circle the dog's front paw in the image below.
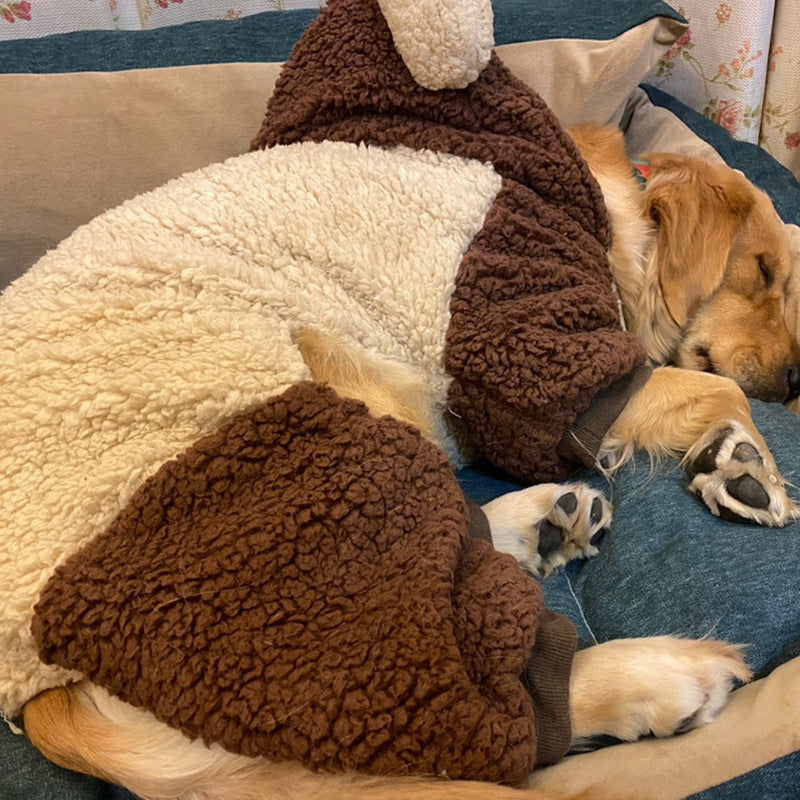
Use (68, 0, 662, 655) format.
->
(569, 637, 752, 743)
(685, 421, 799, 526)
(482, 482, 611, 576)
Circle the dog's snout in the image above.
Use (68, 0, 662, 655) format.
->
(786, 365, 800, 401)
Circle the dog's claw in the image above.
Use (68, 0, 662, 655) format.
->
(685, 421, 799, 526)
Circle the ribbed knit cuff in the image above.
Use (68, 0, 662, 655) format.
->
(521, 609, 578, 766)
(558, 365, 652, 467)
(465, 496, 493, 544)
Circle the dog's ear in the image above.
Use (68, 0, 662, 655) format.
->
(645, 156, 755, 327)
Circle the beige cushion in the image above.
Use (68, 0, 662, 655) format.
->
(0, 16, 685, 286)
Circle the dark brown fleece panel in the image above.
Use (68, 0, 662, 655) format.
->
(32, 383, 556, 782)
(444, 182, 647, 481)
(252, 0, 647, 483)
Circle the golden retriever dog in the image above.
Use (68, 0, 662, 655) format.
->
(16, 327, 777, 800)
(15, 130, 800, 800)
(567, 122, 800, 405)
(15, 267, 793, 800)
(11, 18, 800, 800)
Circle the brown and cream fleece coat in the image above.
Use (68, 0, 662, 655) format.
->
(252, 0, 648, 481)
(0, 0, 645, 783)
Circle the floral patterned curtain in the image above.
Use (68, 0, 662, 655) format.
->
(648, 0, 800, 180)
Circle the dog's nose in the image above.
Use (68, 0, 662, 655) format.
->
(786, 365, 800, 401)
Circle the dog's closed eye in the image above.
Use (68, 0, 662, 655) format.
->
(693, 345, 714, 373)
(758, 258, 774, 288)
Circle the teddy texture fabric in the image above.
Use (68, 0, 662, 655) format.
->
(252, 0, 648, 483)
(0, 138, 505, 720)
(32, 383, 560, 782)
(376, 0, 493, 89)
(0, 0, 639, 778)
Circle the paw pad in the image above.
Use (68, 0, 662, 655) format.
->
(725, 474, 769, 510)
(687, 428, 731, 477)
(590, 496, 603, 526)
(556, 491, 578, 515)
(484, 483, 613, 576)
(537, 519, 564, 559)
(732, 442, 762, 465)
(685, 421, 799, 527)
(534, 486, 612, 575)
(589, 527, 608, 546)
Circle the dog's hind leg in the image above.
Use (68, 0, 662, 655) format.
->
(599, 366, 799, 526)
(294, 328, 438, 441)
(23, 643, 749, 800)
(482, 483, 612, 576)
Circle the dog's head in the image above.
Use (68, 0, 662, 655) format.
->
(644, 154, 800, 403)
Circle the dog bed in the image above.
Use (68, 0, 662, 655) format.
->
(2, 1, 800, 798)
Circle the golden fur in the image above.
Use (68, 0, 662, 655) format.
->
(23, 129, 799, 800)
(567, 122, 800, 404)
(25, 636, 750, 800)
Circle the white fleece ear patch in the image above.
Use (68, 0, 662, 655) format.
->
(378, 0, 493, 89)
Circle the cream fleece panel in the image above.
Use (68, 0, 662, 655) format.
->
(0, 140, 501, 720)
(377, 0, 493, 89)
